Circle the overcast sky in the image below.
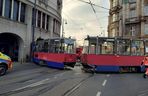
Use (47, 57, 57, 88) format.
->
(62, 0, 110, 46)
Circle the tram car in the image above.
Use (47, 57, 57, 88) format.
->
(76, 47, 83, 60)
(81, 36, 148, 73)
(33, 37, 77, 69)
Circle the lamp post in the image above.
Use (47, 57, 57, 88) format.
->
(31, 0, 37, 61)
(32, 0, 36, 43)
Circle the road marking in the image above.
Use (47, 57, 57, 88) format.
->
(102, 80, 107, 86)
(13, 78, 50, 91)
(139, 90, 148, 93)
(107, 74, 110, 77)
(75, 73, 81, 75)
(96, 91, 101, 96)
(138, 93, 147, 96)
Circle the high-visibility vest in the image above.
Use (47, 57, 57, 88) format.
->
(143, 57, 148, 66)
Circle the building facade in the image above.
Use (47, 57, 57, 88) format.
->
(0, 0, 62, 62)
(108, 0, 148, 38)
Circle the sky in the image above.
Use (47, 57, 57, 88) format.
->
(62, 0, 110, 46)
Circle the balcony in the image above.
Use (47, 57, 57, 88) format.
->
(141, 16, 148, 22)
(125, 17, 140, 24)
(109, 5, 122, 14)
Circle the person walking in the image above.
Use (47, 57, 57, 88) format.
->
(141, 55, 148, 78)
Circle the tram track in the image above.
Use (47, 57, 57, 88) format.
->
(62, 74, 94, 96)
(0, 70, 68, 96)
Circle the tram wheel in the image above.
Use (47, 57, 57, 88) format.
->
(38, 61, 46, 66)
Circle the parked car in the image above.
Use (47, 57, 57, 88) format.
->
(0, 52, 12, 76)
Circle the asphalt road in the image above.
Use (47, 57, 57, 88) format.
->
(0, 62, 148, 96)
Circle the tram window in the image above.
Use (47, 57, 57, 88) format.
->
(54, 41, 60, 53)
(131, 40, 144, 56)
(117, 40, 131, 55)
(89, 44, 96, 54)
(35, 41, 44, 52)
(83, 40, 89, 54)
(101, 42, 114, 54)
(145, 41, 148, 54)
(43, 42, 49, 52)
(66, 44, 74, 54)
(48, 40, 60, 53)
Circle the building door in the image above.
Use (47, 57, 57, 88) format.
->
(0, 33, 23, 61)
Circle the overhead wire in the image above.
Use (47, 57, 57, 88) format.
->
(77, 0, 109, 10)
(63, 0, 109, 37)
(85, 0, 106, 36)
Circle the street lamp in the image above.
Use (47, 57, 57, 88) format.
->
(31, 0, 37, 61)
(32, 0, 37, 43)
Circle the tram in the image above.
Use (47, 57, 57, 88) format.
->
(76, 47, 83, 60)
(33, 37, 77, 69)
(81, 36, 148, 72)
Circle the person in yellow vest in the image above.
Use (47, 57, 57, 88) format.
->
(141, 55, 148, 78)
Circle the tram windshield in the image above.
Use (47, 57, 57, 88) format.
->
(34, 38, 76, 54)
(83, 36, 146, 56)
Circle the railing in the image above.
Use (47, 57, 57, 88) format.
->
(125, 17, 140, 24)
(109, 5, 122, 14)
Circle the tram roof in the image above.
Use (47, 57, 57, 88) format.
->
(85, 36, 146, 41)
(45, 37, 75, 41)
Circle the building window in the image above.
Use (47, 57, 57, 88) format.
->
(20, 3, 26, 22)
(5, 0, 12, 18)
(39, 0, 48, 6)
(144, 24, 148, 35)
(130, 26, 136, 36)
(144, 6, 148, 16)
(129, 9, 136, 18)
(123, 0, 128, 4)
(32, 8, 36, 26)
(0, 0, 3, 16)
(144, 0, 148, 5)
(42, 13, 45, 29)
(130, 3, 136, 9)
(37, 10, 41, 27)
(57, 0, 62, 10)
(129, 0, 136, 3)
(46, 15, 49, 30)
(32, 8, 34, 25)
(13, 0, 19, 21)
(53, 19, 57, 33)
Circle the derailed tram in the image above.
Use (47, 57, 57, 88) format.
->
(81, 36, 148, 72)
(33, 37, 77, 69)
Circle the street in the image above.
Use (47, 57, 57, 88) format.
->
(0, 63, 148, 96)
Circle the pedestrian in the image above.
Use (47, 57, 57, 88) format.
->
(141, 55, 148, 78)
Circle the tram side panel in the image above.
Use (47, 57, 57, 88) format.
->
(81, 54, 145, 72)
(117, 55, 144, 66)
(64, 53, 77, 68)
(33, 52, 76, 69)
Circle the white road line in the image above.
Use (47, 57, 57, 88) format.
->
(107, 74, 110, 77)
(102, 80, 107, 86)
(138, 93, 147, 96)
(139, 89, 148, 93)
(13, 78, 50, 91)
(96, 91, 101, 96)
(75, 73, 81, 75)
